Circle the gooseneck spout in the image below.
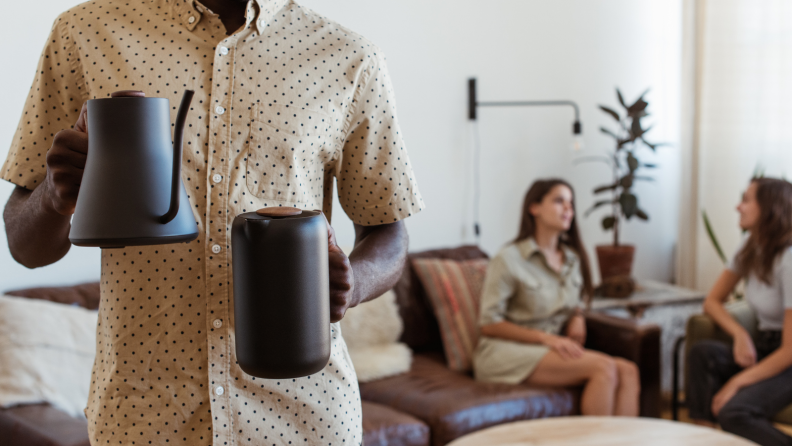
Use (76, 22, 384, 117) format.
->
(160, 90, 194, 224)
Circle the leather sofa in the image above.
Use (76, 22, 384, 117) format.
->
(0, 245, 660, 446)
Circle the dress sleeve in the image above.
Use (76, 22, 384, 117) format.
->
(333, 50, 424, 226)
(1, 14, 87, 191)
(478, 253, 516, 327)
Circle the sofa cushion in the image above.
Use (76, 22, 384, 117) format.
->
(395, 246, 489, 354)
(362, 400, 430, 446)
(359, 353, 576, 446)
(0, 403, 90, 446)
(411, 258, 489, 372)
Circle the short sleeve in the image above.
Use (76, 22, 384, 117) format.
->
(478, 253, 515, 327)
(781, 248, 792, 309)
(334, 50, 424, 226)
(1, 14, 86, 190)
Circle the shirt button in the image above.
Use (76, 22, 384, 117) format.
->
(212, 173, 222, 183)
(188, 16, 196, 24)
(215, 106, 225, 115)
(258, 19, 265, 28)
(212, 244, 222, 254)
(215, 386, 224, 396)
(213, 319, 223, 328)
(218, 46, 229, 56)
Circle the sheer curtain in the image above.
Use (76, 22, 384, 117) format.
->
(678, 0, 792, 290)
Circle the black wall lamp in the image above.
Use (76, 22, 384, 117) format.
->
(468, 78, 582, 137)
(466, 77, 584, 241)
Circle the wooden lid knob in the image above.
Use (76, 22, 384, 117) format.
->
(255, 207, 302, 217)
(111, 90, 146, 98)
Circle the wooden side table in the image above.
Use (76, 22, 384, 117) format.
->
(446, 416, 757, 446)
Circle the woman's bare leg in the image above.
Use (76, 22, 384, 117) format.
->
(524, 350, 619, 415)
(613, 358, 640, 416)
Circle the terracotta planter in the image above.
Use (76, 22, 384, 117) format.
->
(596, 244, 635, 281)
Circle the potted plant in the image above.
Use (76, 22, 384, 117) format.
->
(581, 88, 666, 291)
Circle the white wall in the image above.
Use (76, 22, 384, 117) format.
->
(0, 0, 682, 291)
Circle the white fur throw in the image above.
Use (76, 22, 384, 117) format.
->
(340, 290, 412, 382)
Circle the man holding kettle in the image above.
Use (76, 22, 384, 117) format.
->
(2, 0, 424, 444)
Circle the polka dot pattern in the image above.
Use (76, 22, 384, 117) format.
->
(1, 0, 424, 444)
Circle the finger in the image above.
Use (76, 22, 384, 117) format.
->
(74, 103, 88, 133)
(315, 209, 343, 252)
(52, 129, 89, 156)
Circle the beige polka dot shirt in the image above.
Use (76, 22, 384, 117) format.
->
(1, 0, 424, 444)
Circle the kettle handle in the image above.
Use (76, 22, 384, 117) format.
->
(160, 90, 194, 224)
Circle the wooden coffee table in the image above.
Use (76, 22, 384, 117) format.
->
(446, 417, 758, 446)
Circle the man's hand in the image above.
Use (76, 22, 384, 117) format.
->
(44, 103, 89, 215)
(565, 314, 586, 346)
(4, 103, 89, 268)
(319, 212, 355, 323)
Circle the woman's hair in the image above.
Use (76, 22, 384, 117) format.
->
(735, 177, 792, 284)
(514, 178, 594, 301)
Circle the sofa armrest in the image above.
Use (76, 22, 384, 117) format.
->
(0, 403, 90, 446)
(584, 312, 662, 418)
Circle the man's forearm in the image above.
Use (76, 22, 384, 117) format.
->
(348, 221, 408, 306)
(4, 184, 72, 268)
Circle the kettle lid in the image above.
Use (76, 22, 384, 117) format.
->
(110, 90, 146, 98)
(256, 207, 302, 218)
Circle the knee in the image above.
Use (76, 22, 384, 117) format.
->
(591, 356, 619, 387)
(717, 402, 752, 434)
(616, 359, 641, 390)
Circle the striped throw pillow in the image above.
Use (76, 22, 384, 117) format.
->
(411, 258, 489, 372)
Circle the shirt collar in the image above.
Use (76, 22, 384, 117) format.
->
(168, 0, 289, 34)
(517, 237, 578, 268)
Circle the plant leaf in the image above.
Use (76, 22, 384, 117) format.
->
(619, 192, 638, 219)
(599, 105, 620, 122)
(627, 153, 639, 172)
(616, 89, 626, 108)
(594, 183, 619, 194)
(602, 216, 616, 230)
(619, 174, 634, 189)
(702, 210, 728, 264)
(635, 208, 649, 220)
(642, 163, 658, 168)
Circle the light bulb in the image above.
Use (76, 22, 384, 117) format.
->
(571, 135, 585, 152)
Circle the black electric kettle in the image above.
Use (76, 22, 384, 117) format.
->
(69, 90, 199, 248)
(232, 207, 331, 379)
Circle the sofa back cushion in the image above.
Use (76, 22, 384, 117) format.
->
(4, 283, 100, 310)
(394, 245, 489, 353)
(412, 258, 489, 372)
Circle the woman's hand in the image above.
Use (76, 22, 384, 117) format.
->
(733, 331, 757, 368)
(712, 378, 743, 416)
(565, 314, 586, 346)
(542, 334, 585, 360)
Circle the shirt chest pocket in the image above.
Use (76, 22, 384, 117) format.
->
(246, 103, 335, 203)
(515, 273, 549, 316)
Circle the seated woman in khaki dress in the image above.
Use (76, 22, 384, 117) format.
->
(472, 179, 641, 416)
